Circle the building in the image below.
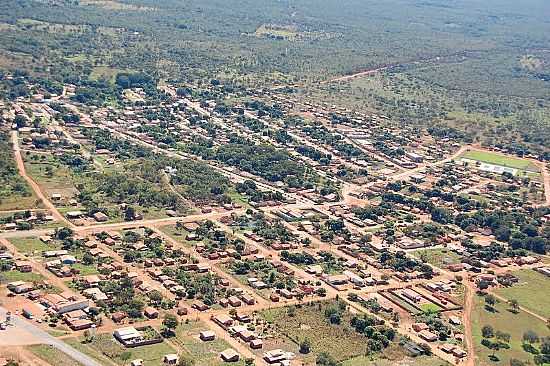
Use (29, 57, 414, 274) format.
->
(220, 349, 240, 362)
(114, 327, 142, 344)
(163, 354, 178, 365)
(200, 330, 216, 341)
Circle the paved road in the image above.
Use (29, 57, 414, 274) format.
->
(0, 307, 102, 366)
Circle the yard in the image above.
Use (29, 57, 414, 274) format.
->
(494, 269, 550, 319)
(471, 294, 548, 366)
(461, 150, 538, 172)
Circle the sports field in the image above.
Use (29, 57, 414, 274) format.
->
(461, 150, 539, 172)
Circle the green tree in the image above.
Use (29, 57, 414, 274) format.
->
(163, 313, 179, 336)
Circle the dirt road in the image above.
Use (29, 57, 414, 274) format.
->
(10, 131, 72, 228)
(463, 280, 476, 366)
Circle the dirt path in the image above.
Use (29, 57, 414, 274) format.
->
(539, 162, 550, 206)
(463, 280, 476, 366)
(10, 131, 73, 228)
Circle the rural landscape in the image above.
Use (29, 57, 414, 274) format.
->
(0, 0, 549, 366)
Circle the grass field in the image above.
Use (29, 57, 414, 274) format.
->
(27, 344, 83, 366)
(420, 303, 442, 314)
(9, 236, 59, 254)
(416, 248, 462, 269)
(173, 320, 245, 366)
(471, 295, 548, 366)
(494, 269, 550, 319)
(0, 270, 44, 283)
(461, 150, 538, 172)
(342, 347, 450, 366)
(66, 333, 176, 366)
(262, 301, 371, 364)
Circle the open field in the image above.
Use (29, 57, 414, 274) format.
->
(262, 301, 371, 363)
(461, 150, 538, 172)
(416, 248, 462, 269)
(9, 237, 59, 254)
(173, 320, 246, 366)
(471, 295, 548, 366)
(0, 270, 44, 283)
(494, 269, 550, 319)
(27, 344, 83, 366)
(65, 333, 177, 366)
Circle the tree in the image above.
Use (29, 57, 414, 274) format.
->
(496, 331, 511, 344)
(508, 299, 519, 313)
(299, 338, 311, 354)
(162, 314, 179, 336)
(178, 354, 195, 366)
(120, 351, 132, 365)
(522, 330, 539, 345)
(316, 352, 337, 366)
(510, 359, 526, 366)
(482, 325, 494, 338)
(485, 294, 496, 310)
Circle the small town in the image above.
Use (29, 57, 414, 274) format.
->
(0, 1, 549, 366)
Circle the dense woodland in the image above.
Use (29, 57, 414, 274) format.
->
(0, 0, 549, 154)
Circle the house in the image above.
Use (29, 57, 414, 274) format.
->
(8, 281, 33, 294)
(144, 307, 159, 319)
(263, 349, 289, 364)
(93, 212, 109, 222)
(114, 327, 142, 344)
(200, 330, 216, 341)
(112, 311, 128, 323)
(220, 349, 239, 362)
(401, 289, 421, 302)
(240, 294, 255, 305)
(15, 261, 32, 273)
(419, 329, 438, 342)
(228, 296, 241, 307)
(250, 339, 263, 349)
(213, 314, 233, 328)
(163, 354, 178, 365)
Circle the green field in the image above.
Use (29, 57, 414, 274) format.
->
(0, 270, 44, 283)
(494, 269, 550, 319)
(9, 236, 59, 254)
(27, 344, 83, 366)
(461, 150, 538, 172)
(173, 320, 245, 366)
(262, 301, 372, 364)
(416, 248, 462, 269)
(471, 295, 548, 366)
(66, 334, 177, 366)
